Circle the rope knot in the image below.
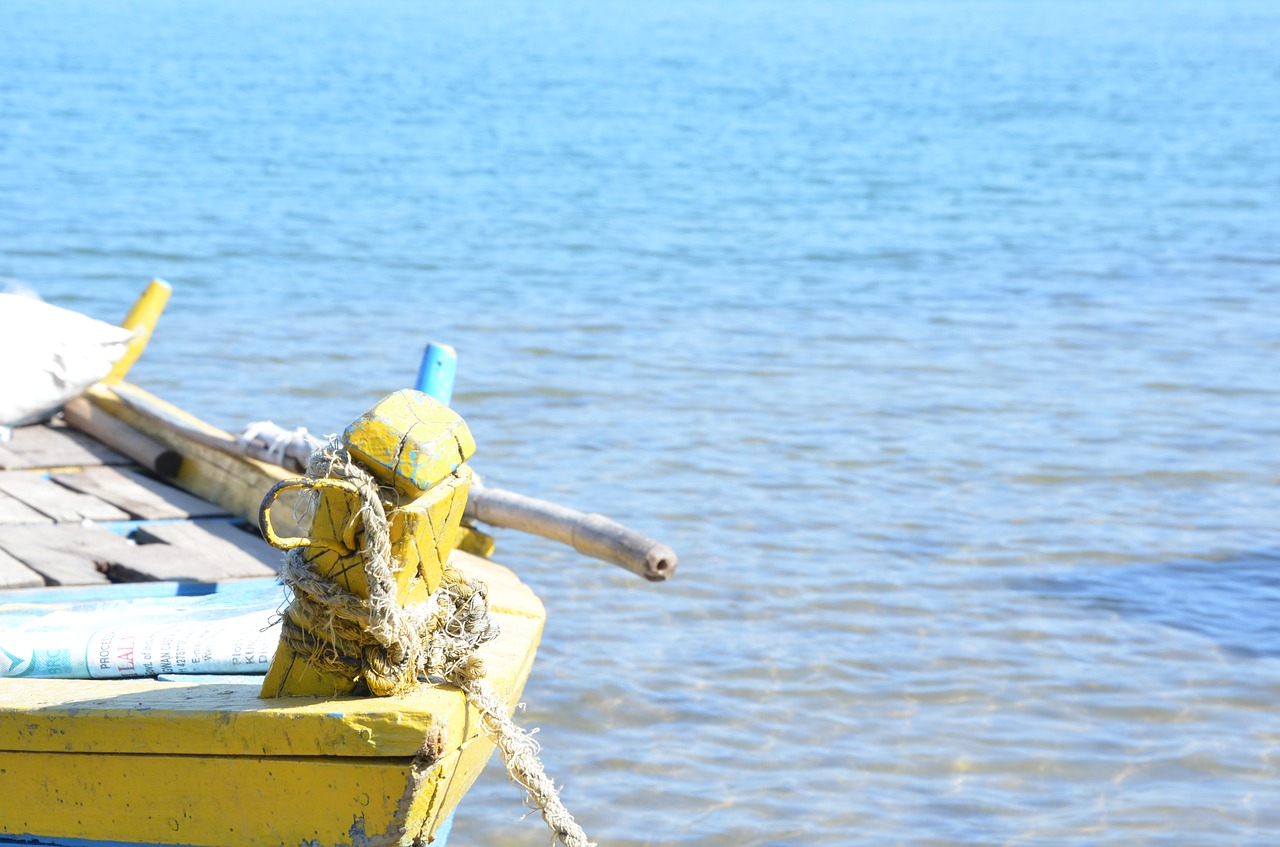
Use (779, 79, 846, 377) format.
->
(274, 435, 592, 847)
(278, 436, 498, 695)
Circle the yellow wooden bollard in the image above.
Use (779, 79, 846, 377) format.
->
(343, 388, 476, 498)
(259, 390, 475, 698)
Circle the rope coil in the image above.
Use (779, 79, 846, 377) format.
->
(276, 437, 594, 846)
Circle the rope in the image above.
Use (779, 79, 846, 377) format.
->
(239, 420, 323, 473)
(278, 437, 594, 846)
(459, 676, 594, 847)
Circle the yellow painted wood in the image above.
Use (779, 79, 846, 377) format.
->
(259, 474, 474, 697)
(343, 389, 476, 498)
(0, 555, 544, 758)
(0, 312, 549, 842)
(0, 552, 542, 847)
(260, 630, 358, 696)
(398, 468, 472, 594)
(263, 391, 479, 698)
(102, 279, 172, 385)
(0, 749, 417, 847)
(0, 731, 496, 847)
(397, 727, 502, 845)
(455, 523, 496, 557)
(261, 484, 388, 699)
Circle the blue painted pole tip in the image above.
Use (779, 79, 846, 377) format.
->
(416, 342, 458, 407)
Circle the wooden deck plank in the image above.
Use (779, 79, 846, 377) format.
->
(0, 524, 115, 585)
(4, 423, 129, 469)
(0, 491, 55, 526)
(0, 521, 274, 586)
(100, 542, 277, 582)
(0, 547, 45, 588)
(50, 466, 231, 520)
(107, 520, 279, 581)
(0, 472, 130, 523)
(0, 445, 33, 470)
(133, 520, 283, 572)
(86, 383, 298, 533)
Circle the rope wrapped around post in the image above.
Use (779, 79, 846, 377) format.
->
(265, 438, 499, 695)
(258, 390, 594, 847)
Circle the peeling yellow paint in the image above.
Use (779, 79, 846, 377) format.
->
(343, 389, 475, 498)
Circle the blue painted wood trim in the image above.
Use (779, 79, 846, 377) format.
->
(0, 813, 454, 847)
(0, 576, 278, 605)
(0, 836, 181, 847)
(415, 342, 458, 407)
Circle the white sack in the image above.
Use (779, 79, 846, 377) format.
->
(0, 293, 134, 427)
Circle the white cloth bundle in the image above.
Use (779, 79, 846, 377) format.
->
(0, 293, 133, 427)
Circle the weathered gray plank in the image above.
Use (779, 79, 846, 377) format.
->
(0, 546, 45, 588)
(50, 467, 229, 520)
(133, 520, 282, 572)
(104, 530, 277, 582)
(0, 524, 115, 585)
(0, 522, 274, 585)
(0, 490, 56, 526)
(0, 444, 34, 470)
(0, 472, 131, 523)
(4, 423, 129, 469)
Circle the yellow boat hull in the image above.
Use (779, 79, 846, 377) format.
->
(0, 379, 545, 846)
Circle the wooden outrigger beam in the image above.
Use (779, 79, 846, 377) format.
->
(464, 485, 675, 581)
(71, 282, 677, 582)
(78, 393, 678, 581)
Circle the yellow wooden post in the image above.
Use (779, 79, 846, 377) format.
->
(260, 390, 475, 698)
(102, 279, 172, 384)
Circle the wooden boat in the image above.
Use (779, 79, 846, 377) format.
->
(0, 282, 652, 847)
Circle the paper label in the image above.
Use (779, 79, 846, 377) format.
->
(0, 583, 281, 679)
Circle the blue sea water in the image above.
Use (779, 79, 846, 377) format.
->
(2, 0, 1279, 844)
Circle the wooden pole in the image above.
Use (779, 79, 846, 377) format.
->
(62, 396, 182, 477)
(465, 485, 677, 582)
(411, 341, 676, 581)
